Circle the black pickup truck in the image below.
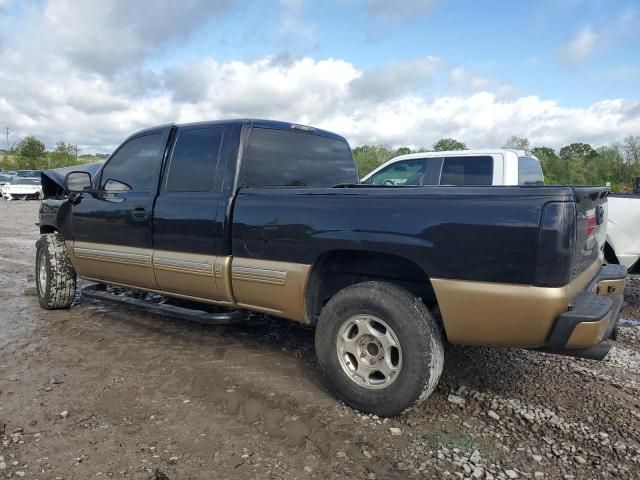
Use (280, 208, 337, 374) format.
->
(37, 119, 626, 416)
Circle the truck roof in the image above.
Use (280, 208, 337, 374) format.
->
(387, 149, 533, 162)
(129, 119, 348, 143)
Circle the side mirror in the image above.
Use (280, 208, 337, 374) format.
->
(65, 171, 92, 193)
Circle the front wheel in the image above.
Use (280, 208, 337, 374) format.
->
(315, 281, 444, 416)
(35, 233, 77, 309)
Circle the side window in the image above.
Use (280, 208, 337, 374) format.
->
(440, 156, 493, 185)
(518, 157, 545, 185)
(165, 126, 224, 192)
(370, 160, 426, 185)
(243, 128, 357, 187)
(101, 133, 165, 192)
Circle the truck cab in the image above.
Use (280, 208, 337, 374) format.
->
(361, 149, 544, 187)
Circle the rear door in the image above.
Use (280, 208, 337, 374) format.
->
(70, 128, 170, 289)
(151, 123, 235, 301)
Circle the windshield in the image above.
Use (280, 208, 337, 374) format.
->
(0, 175, 13, 182)
(11, 177, 41, 185)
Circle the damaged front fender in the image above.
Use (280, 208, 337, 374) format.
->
(40, 163, 102, 199)
(39, 163, 102, 237)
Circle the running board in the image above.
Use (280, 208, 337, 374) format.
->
(81, 284, 248, 325)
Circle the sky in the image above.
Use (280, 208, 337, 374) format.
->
(0, 0, 639, 153)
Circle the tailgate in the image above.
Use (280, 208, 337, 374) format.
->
(571, 187, 609, 279)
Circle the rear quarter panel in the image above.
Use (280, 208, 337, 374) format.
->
(231, 186, 576, 285)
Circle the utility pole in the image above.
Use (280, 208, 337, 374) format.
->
(4, 127, 8, 163)
(75, 144, 78, 162)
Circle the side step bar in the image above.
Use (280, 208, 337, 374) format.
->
(81, 284, 248, 325)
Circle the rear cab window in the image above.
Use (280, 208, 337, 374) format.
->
(440, 156, 493, 185)
(164, 126, 225, 192)
(518, 157, 545, 185)
(242, 127, 357, 187)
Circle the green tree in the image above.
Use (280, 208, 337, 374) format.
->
(595, 146, 625, 189)
(433, 138, 466, 151)
(503, 136, 530, 151)
(559, 143, 596, 161)
(532, 146, 565, 184)
(49, 141, 77, 168)
(352, 145, 395, 178)
(16, 136, 46, 169)
(621, 136, 640, 166)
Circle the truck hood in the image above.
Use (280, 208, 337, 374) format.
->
(41, 163, 102, 198)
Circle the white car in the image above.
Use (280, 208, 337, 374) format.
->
(2, 177, 43, 200)
(604, 194, 640, 269)
(362, 149, 639, 270)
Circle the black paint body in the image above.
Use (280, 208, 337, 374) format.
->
(40, 119, 609, 288)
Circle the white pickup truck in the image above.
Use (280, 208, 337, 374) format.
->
(361, 149, 640, 270)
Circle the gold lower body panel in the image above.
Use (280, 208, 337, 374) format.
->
(153, 250, 217, 300)
(231, 258, 310, 323)
(70, 241, 157, 290)
(68, 241, 310, 324)
(431, 260, 602, 348)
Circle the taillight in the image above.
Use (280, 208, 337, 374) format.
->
(586, 211, 597, 237)
(585, 205, 605, 237)
(533, 202, 576, 287)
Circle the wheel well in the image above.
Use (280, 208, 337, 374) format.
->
(305, 250, 437, 322)
(39, 225, 57, 234)
(604, 242, 619, 264)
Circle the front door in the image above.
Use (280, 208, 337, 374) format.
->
(70, 127, 171, 289)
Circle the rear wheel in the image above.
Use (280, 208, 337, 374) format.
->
(35, 233, 77, 309)
(315, 281, 444, 416)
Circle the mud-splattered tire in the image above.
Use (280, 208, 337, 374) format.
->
(315, 281, 444, 417)
(35, 233, 76, 309)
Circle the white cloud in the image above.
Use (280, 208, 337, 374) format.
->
(0, 1, 638, 154)
(2, 49, 639, 153)
(365, 0, 439, 26)
(449, 67, 492, 93)
(31, 0, 237, 75)
(556, 25, 599, 65)
(349, 56, 444, 101)
(555, 8, 638, 67)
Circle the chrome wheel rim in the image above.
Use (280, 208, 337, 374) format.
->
(336, 314, 403, 390)
(37, 249, 47, 293)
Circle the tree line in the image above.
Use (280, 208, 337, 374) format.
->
(3, 134, 640, 191)
(354, 135, 640, 191)
(1, 136, 107, 170)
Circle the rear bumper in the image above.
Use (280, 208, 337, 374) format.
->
(539, 264, 627, 360)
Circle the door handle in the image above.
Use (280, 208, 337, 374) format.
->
(132, 206, 149, 221)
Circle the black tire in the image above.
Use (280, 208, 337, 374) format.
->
(35, 232, 77, 309)
(315, 281, 444, 416)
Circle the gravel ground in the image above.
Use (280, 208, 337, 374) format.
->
(1, 200, 639, 479)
